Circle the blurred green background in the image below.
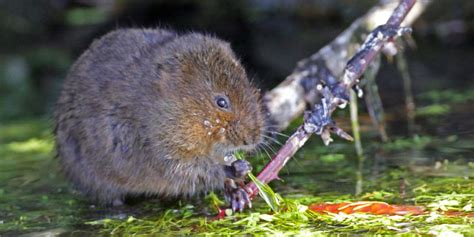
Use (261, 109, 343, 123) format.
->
(1, 0, 473, 123)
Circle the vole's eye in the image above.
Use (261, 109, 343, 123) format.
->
(215, 96, 230, 109)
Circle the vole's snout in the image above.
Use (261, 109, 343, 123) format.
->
(241, 135, 255, 147)
(243, 130, 261, 147)
(228, 119, 262, 151)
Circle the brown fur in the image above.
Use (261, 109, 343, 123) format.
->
(54, 28, 264, 204)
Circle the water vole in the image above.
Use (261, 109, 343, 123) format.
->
(54, 28, 264, 210)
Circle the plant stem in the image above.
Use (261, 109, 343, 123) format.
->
(350, 90, 365, 196)
(396, 51, 417, 134)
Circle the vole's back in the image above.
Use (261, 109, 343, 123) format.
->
(54, 29, 180, 203)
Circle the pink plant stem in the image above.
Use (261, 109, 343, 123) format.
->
(247, 128, 310, 195)
(246, 0, 417, 198)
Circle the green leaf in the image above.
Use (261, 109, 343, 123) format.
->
(248, 173, 283, 212)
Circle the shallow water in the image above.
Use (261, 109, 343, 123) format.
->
(0, 85, 473, 235)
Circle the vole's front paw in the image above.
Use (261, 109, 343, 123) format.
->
(224, 178, 252, 212)
(226, 159, 252, 179)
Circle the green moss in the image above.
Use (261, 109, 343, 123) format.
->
(0, 119, 51, 143)
(87, 177, 473, 236)
(382, 135, 432, 151)
(83, 165, 473, 236)
(418, 88, 474, 104)
(319, 154, 346, 164)
(416, 104, 451, 116)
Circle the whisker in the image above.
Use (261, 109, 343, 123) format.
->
(260, 141, 278, 157)
(262, 127, 290, 138)
(269, 131, 289, 138)
(262, 133, 282, 142)
(262, 134, 283, 146)
(257, 143, 272, 161)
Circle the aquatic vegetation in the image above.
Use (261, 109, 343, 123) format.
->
(83, 159, 473, 236)
(85, 177, 473, 236)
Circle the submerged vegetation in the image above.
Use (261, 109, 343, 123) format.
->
(416, 88, 474, 117)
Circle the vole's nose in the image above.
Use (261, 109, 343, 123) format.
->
(230, 119, 261, 148)
(242, 132, 260, 147)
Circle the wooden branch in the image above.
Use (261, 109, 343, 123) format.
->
(247, 0, 418, 198)
(263, 0, 428, 132)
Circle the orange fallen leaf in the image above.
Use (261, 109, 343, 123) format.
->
(309, 201, 425, 215)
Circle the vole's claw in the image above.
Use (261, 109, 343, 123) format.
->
(243, 189, 252, 208)
(232, 187, 251, 212)
(224, 178, 252, 213)
(224, 178, 237, 203)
